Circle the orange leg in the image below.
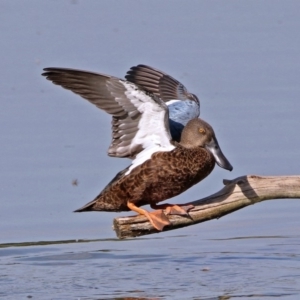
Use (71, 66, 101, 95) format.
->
(127, 201, 170, 231)
(151, 203, 194, 215)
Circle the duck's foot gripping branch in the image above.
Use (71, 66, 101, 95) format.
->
(113, 175, 300, 239)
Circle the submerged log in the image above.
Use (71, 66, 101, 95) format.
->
(113, 175, 300, 239)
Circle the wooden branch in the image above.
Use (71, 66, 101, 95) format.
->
(113, 175, 300, 239)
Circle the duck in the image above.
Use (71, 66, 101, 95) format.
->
(74, 117, 232, 231)
(42, 64, 200, 159)
(42, 67, 232, 231)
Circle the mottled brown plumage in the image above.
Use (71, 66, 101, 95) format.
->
(80, 145, 214, 212)
(75, 118, 232, 230)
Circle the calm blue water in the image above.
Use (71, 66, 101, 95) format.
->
(1, 1, 300, 299)
(1, 234, 300, 299)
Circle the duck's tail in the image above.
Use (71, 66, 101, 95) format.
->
(74, 199, 97, 212)
(74, 167, 130, 213)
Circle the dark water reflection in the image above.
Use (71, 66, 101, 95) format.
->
(1, 235, 300, 299)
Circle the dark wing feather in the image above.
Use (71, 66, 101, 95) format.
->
(42, 67, 172, 158)
(125, 64, 199, 104)
(43, 68, 130, 116)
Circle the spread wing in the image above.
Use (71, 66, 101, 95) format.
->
(125, 64, 200, 104)
(126, 64, 200, 142)
(42, 68, 174, 159)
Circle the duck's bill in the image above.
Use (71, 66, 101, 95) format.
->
(205, 138, 233, 171)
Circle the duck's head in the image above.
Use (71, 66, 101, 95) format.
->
(180, 118, 233, 171)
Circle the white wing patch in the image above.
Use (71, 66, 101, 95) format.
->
(119, 81, 175, 175)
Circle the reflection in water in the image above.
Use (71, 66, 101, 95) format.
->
(0, 238, 117, 249)
(110, 298, 160, 300)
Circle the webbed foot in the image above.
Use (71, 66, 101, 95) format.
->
(127, 201, 171, 231)
(151, 203, 194, 216)
(145, 210, 171, 231)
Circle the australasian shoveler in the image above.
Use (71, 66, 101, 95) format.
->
(42, 66, 232, 231)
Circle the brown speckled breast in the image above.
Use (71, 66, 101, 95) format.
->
(91, 145, 215, 212)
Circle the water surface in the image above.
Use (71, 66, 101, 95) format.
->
(1, 234, 300, 299)
(1, 1, 300, 299)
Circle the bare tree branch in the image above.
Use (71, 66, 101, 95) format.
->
(113, 175, 300, 239)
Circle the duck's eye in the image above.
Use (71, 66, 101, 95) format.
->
(199, 128, 206, 134)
